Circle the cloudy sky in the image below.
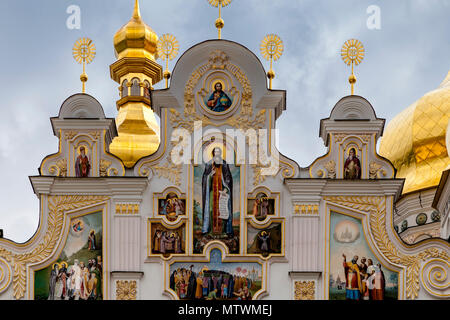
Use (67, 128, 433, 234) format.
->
(0, 0, 449, 242)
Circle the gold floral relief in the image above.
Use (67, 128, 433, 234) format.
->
(116, 280, 137, 300)
(175, 50, 260, 132)
(141, 160, 182, 186)
(294, 281, 315, 300)
(324, 196, 449, 300)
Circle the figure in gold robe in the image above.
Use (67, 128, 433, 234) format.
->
(342, 254, 363, 300)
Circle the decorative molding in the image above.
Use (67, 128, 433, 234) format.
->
(116, 280, 137, 300)
(324, 196, 449, 300)
(0, 195, 108, 299)
(294, 281, 315, 300)
(420, 258, 449, 298)
(323, 160, 336, 179)
(334, 133, 372, 143)
(294, 204, 319, 215)
(64, 131, 78, 140)
(100, 159, 112, 177)
(369, 161, 387, 179)
(48, 159, 67, 177)
(116, 203, 140, 215)
(143, 161, 181, 186)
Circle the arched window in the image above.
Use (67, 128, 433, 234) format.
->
(130, 78, 140, 96)
(121, 80, 128, 98)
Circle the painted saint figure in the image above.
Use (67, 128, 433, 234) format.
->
(258, 231, 270, 254)
(207, 82, 232, 112)
(201, 147, 233, 236)
(252, 193, 272, 220)
(48, 263, 59, 300)
(75, 146, 91, 177)
(342, 254, 363, 300)
(344, 148, 361, 179)
(88, 230, 96, 250)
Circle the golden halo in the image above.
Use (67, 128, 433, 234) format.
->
(60, 261, 68, 269)
(72, 38, 96, 64)
(347, 147, 359, 156)
(260, 34, 284, 61)
(77, 145, 89, 156)
(341, 39, 364, 66)
(208, 0, 232, 7)
(52, 263, 60, 270)
(201, 266, 209, 273)
(157, 34, 180, 61)
(211, 79, 226, 92)
(204, 142, 227, 163)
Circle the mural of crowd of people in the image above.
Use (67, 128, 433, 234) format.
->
(329, 212, 398, 300)
(150, 223, 185, 256)
(247, 192, 275, 221)
(169, 249, 262, 300)
(247, 222, 282, 257)
(34, 211, 103, 300)
(193, 145, 240, 254)
(158, 192, 186, 222)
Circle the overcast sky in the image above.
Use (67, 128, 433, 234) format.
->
(0, 0, 449, 242)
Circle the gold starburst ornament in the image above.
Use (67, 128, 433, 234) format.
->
(260, 34, 284, 89)
(341, 39, 364, 95)
(72, 37, 96, 93)
(157, 34, 180, 88)
(208, 0, 232, 39)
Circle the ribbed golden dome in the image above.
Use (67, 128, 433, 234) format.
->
(113, 0, 159, 61)
(379, 70, 450, 194)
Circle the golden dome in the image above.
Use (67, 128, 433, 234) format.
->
(113, 0, 159, 61)
(379, 70, 450, 194)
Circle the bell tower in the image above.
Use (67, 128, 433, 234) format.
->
(109, 0, 163, 168)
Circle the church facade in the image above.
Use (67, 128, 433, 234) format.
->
(0, 1, 448, 300)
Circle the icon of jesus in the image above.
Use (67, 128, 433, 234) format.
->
(207, 82, 232, 112)
(201, 147, 233, 236)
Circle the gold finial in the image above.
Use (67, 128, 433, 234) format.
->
(157, 34, 180, 88)
(132, 0, 141, 20)
(208, 0, 232, 39)
(72, 37, 96, 93)
(341, 39, 364, 95)
(260, 34, 284, 89)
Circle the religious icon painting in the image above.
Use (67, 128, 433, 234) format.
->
(75, 145, 91, 178)
(169, 249, 262, 300)
(329, 211, 398, 300)
(150, 222, 186, 257)
(343, 147, 361, 180)
(204, 81, 233, 113)
(158, 192, 186, 222)
(193, 144, 240, 254)
(34, 211, 103, 300)
(247, 192, 275, 221)
(247, 222, 282, 257)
